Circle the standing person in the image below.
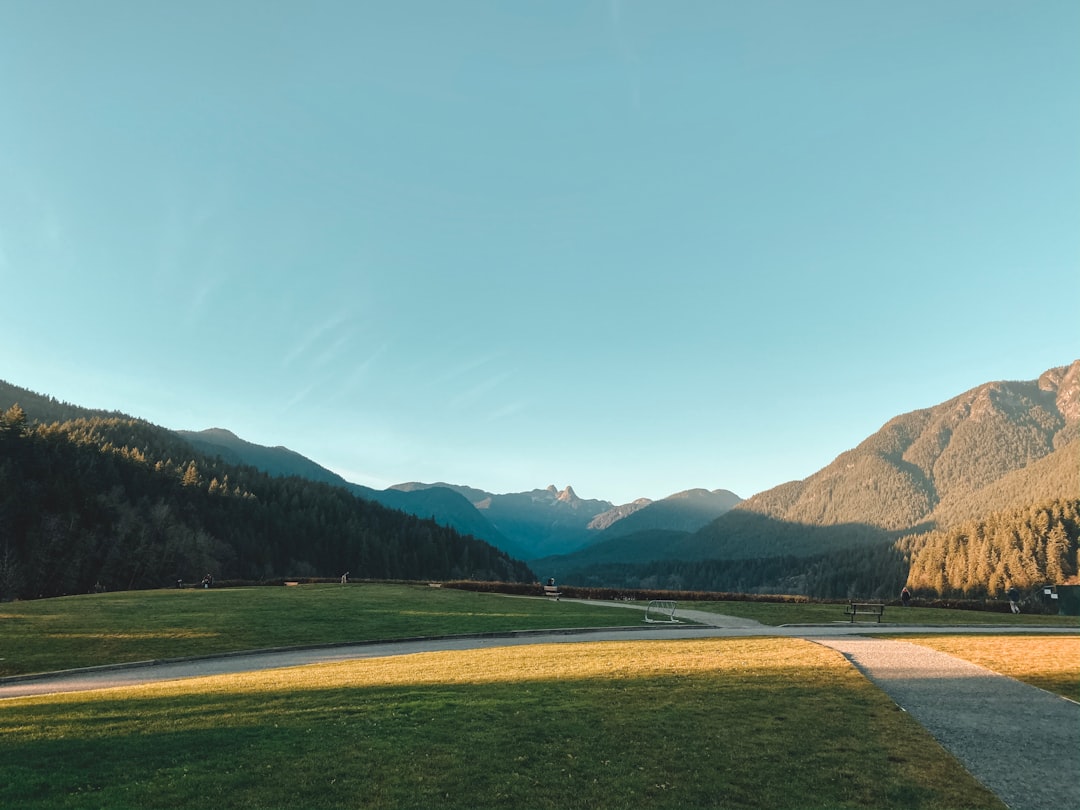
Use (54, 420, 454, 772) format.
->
(1007, 585, 1021, 614)
(901, 586, 912, 607)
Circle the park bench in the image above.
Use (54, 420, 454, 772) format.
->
(844, 602, 885, 623)
(542, 583, 562, 600)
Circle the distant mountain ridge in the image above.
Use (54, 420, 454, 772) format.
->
(168, 436, 740, 561)
(0, 396, 533, 600)
(390, 482, 622, 558)
(550, 360, 1080, 589)
(175, 431, 523, 557)
(177, 428, 346, 486)
(387, 482, 742, 560)
(5, 359, 1074, 600)
(596, 489, 742, 538)
(725, 360, 1079, 536)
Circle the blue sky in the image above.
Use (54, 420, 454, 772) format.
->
(1, 1, 1077, 505)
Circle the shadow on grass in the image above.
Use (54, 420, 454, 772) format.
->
(2, 666, 1004, 810)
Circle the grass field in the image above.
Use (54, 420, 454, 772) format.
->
(903, 635, 1080, 702)
(0, 584, 647, 677)
(3, 584, 1075, 678)
(0, 637, 1007, 810)
(5, 586, 1076, 809)
(681, 599, 1080, 628)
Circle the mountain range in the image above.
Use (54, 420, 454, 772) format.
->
(176, 428, 742, 563)
(2, 359, 1077, 599)
(546, 361, 1079, 574)
(179, 361, 1078, 583)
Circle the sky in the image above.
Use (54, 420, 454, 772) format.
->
(1, 1, 1077, 506)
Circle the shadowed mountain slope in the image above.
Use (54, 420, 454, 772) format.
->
(699, 360, 1079, 555)
(552, 361, 1079, 596)
(175, 430, 518, 556)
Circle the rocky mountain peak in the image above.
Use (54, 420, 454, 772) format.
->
(1039, 360, 1080, 424)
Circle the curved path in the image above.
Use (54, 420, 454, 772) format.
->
(3, 600, 1077, 810)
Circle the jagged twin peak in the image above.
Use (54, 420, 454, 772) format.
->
(547, 484, 579, 504)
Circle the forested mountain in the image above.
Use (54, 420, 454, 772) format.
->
(0, 380, 122, 424)
(159, 433, 744, 562)
(693, 361, 1079, 556)
(389, 483, 743, 559)
(727, 361, 1078, 532)
(595, 489, 742, 538)
(0, 401, 532, 600)
(391, 482, 616, 558)
(586, 498, 652, 531)
(556, 361, 1080, 598)
(531, 489, 744, 576)
(4, 360, 1075, 601)
(178, 429, 518, 556)
(176, 428, 348, 485)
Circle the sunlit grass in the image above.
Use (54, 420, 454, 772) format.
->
(0, 638, 1005, 810)
(902, 635, 1080, 702)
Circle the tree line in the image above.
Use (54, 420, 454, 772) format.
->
(556, 498, 1078, 600)
(554, 543, 908, 600)
(899, 498, 1079, 597)
(0, 405, 533, 600)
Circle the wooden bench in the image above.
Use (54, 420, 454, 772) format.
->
(844, 602, 884, 623)
(542, 584, 562, 600)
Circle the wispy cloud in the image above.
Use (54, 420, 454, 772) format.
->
(155, 181, 234, 326)
(282, 312, 353, 368)
(341, 342, 388, 391)
(432, 351, 505, 387)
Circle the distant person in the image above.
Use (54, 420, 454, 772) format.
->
(1007, 585, 1020, 614)
(547, 577, 556, 587)
(901, 586, 911, 607)
(341, 572, 349, 584)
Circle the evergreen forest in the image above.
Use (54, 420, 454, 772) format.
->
(0, 404, 533, 600)
(556, 499, 1079, 600)
(2, 361, 1077, 603)
(899, 498, 1080, 597)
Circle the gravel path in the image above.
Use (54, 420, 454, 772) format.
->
(815, 636, 1080, 810)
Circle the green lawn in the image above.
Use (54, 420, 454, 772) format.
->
(0, 638, 1005, 810)
(903, 635, 1080, 702)
(4, 586, 1076, 678)
(679, 599, 1080, 627)
(0, 584, 646, 677)
(6, 586, 1072, 809)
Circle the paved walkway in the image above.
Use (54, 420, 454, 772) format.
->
(3, 600, 1078, 810)
(815, 636, 1079, 810)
